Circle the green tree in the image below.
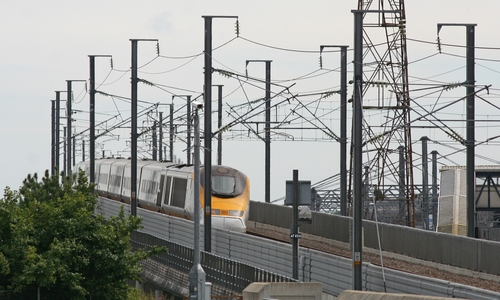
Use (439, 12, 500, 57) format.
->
(0, 170, 164, 300)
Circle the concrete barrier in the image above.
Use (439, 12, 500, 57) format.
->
(480, 239, 500, 274)
(243, 282, 322, 300)
(336, 290, 465, 300)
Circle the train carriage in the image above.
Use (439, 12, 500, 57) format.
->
(76, 158, 249, 233)
(160, 165, 196, 220)
(107, 159, 128, 200)
(137, 162, 168, 210)
(95, 159, 113, 198)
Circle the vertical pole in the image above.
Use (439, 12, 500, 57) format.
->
(72, 136, 76, 167)
(51, 100, 56, 177)
(466, 25, 476, 238)
(431, 150, 439, 231)
(340, 46, 348, 216)
(66, 81, 72, 177)
(188, 106, 206, 300)
(398, 146, 406, 215)
(421, 136, 429, 230)
(170, 104, 174, 162)
(201, 15, 236, 253)
(247, 59, 272, 202)
(63, 126, 67, 177)
(159, 112, 163, 161)
(82, 140, 85, 162)
(56, 92, 61, 179)
(217, 85, 223, 165)
(131, 39, 138, 217)
(352, 9, 363, 291)
(364, 166, 369, 199)
(89, 56, 96, 185)
(265, 61, 271, 203)
(187, 96, 192, 165)
(203, 16, 213, 252)
(153, 120, 158, 161)
(438, 23, 477, 237)
(292, 169, 299, 280)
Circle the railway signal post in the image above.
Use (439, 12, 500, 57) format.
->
(285, 171, 311, 280)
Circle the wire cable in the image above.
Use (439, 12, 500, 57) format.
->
(141, 54, 201, 75)
(441, 51, 500, 63)
(238, 36, 325, 53)
(97, 69, 130, 86)
(408, 37, 500, 50)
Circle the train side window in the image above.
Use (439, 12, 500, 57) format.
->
(171, 177, 187, 208)
(148, 180, 157, 194)
(163, 176, 172, 205)
(123, 177, 130, 190)
(100, 173, 108, 184)
(145, 181, 150, 193)
(157, 175, 165, 206)
(112, 174, 121, 186)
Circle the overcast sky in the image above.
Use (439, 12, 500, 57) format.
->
(2, 1, 500, 201)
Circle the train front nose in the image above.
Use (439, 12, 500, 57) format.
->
(212, 216, 246, 233)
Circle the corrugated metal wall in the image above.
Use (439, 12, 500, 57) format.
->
(249, 201, 500, 276)
(96, 197, 500, 299)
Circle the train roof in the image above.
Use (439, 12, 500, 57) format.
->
(89, 158, 247, 176)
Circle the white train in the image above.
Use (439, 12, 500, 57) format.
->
(76, 158, 250, 233)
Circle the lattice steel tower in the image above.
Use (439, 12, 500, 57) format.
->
(352, 0, 414, 226)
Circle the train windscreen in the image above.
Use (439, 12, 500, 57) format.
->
(212, 176, 236, 196)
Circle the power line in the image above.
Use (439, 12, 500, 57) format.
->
(441, 51, 500, 63)
(137, 78, 202, 95)
(142, 55, 201, 75)
(407, 37, 500, 51)
(238, 36, 329, 53)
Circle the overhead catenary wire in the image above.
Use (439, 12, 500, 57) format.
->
(407, 36, 500, 51)
(141, 54, 201, 75)
(94, 68, 130, 87)
(441, 51, 500, 63)
(63, 23, 500, 197)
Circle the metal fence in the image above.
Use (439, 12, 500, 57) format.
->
(130, 230, 296, 296)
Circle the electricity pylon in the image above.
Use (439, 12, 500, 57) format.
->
(352, 0, 415, 226)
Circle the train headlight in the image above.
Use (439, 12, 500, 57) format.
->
(212, 209, 221, 215)
(229, 210, 244, 217)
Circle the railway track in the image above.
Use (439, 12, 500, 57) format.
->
(246, 222, 500, 293)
